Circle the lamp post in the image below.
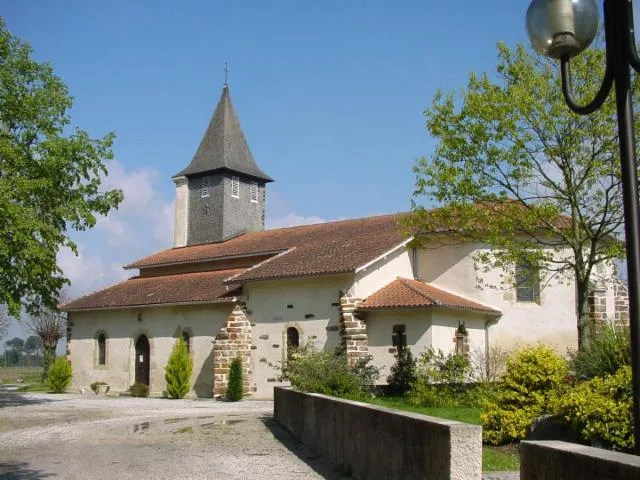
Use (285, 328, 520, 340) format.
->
(526, 0, 640, 454)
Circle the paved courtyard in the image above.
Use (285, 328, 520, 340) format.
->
(0, 390, 348, 480)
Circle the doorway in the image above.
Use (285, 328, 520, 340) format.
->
(135, 335, 150, 386)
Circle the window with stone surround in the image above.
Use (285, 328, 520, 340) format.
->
(231, 176, 240, 198)
(392, 324, 406, 353)
(454, 322, 469, 356)
(286, 327, 299, 359)
(97, 333, 106, 366)
(250, 181, 258, 203)
(515, 260, 540, 303)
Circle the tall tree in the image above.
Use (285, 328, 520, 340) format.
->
(25, 305, 66, 381)
(5, 336, 24, 366)
(24, 335, 43, 367)
(406, 43, 629, 350)
(0, 18, 123, 318)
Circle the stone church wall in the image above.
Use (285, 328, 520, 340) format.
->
(242, 276, 350, 398)
(68, 304, 231, 397)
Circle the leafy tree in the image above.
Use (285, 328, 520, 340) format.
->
(406, 43, 630, 349)
(164, 337, 192, 399)
(0, 18, 123, 318)
(5, 336, 24, 366)
(226, 357, 244, 402)
(24, 335, 43, 366)
(25, 304, 66, 381)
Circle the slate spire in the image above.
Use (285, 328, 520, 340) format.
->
(174, 85, 273, 182)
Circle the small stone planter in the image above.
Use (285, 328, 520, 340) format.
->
(91, 382, 111, 395)
(96, 384, 110, 395)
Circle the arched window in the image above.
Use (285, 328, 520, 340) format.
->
(454, 322, 469, 357)
(97, 333, 106, 366)
(286, 327, 299, 352)
(181, 331, 190, 354)
(515, 260, 540, 303)
(392, 325, 407, 354)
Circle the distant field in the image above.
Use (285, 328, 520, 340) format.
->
(0, 367, 43, 384)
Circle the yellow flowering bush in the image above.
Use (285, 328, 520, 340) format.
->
(481, 346, 568, 445)
(555, 366, 633, 452)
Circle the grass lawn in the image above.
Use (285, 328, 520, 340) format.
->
(369, 396, 520, 472)
(0, 366, 43, 384)
(0, 367, 50, 392)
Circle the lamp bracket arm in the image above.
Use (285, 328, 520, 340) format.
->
(560, 57, 613, 115)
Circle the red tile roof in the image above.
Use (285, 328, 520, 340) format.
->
(126, 214, 406, 282)
(60, 269, 243, 311)
(359, 278, 501, 314)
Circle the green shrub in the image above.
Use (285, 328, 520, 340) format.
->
(226, 357, 244, 401)
(481, 346, 568, 445)
(48, 357, 72, 393)
(570, 322, 630, 379)
(165, 338, 193, 399)
(408, 348, 472, 407)
(386, 349, 416, 396)
(415, 348, 472, 384)
(130, 382, 149, 397)
(556, 366, 633, 451)
(351, 354, 380, 395)
(280, 344, 363, 399)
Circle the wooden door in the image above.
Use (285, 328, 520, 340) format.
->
(135, 335, 150, 386)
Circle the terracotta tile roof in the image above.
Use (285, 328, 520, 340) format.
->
(359, 278, 501, 314)
(60, 269, 243, 311)
(126, 214, 406, 283)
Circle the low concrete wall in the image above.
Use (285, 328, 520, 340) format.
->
(521, 441, 640, 480)
(274, 387, 482, 480)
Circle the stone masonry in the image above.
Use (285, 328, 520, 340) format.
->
(212, 305, 252, 397)
(614, 280, 629, 325)
(587, 287, 608, 327)
(588, 279, 629, 328)
(339, 294, 368, 365)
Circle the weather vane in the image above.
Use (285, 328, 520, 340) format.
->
(224, 62, 229, 86)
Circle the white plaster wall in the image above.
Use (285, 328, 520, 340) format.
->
(366, 310, 432, 376)
(417, 243, 578, 354)
(69, 304, 231, 397)
(430, 310, 487, 358)
(352, 245, 414, 299)
(173, 176, 188, 247)
(243, 275, 351, 399)
(367, 309, 487, 381)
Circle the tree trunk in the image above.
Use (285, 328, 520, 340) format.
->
(42, 346, 55, 383)
(576, 279, 593, 351)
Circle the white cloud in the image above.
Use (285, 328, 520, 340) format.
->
(266, 191, 326, 229)
(57, 245, 132, 298)
(61, 161, 174, 299)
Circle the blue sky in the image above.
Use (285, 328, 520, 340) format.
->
(1, 1, 540, 342)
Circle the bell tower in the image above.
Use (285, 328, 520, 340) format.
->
(172, 85, 273, 247)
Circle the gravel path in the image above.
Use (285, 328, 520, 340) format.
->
(0, 392, 349, 479)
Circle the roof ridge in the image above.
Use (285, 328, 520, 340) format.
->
(223, 247, 296, 284)
(397, 277, 442, 306)
(261, 212, 405, 235)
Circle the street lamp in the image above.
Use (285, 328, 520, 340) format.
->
(526, 0, 640, 454)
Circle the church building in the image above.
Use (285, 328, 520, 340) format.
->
(61, 86, 624, 398)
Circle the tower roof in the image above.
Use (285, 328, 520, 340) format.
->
(174, 85, 273, 182)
